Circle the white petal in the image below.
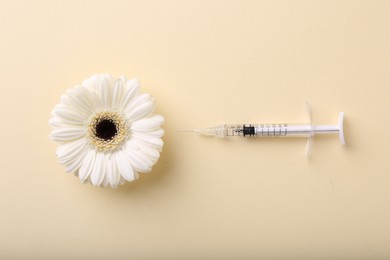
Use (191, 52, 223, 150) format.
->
(140, 146, 160, 163)
(116, 151, 135, 181)
(119, 175, 132, 185)
(101, 174, 109, 188)
(131, 115, 164, 132)
(82, 74, 100, 91)
(112, 159, 122, 187)
(64, 85, 97, 114)
(60, 94, 89, 118)
(132, 135, 164, 151)
(106, 154, 121, 188)
(105, 155, 114, 188)
(111, 76, 126, 109)
(107, 154, 121, 188)
(126, 100, 155, 121)
(65, 145, 88, 173)
(90, 152, 106, 186)
(81, 75, 104, 108)
(49, 117, 67, 128)
(56, 139, 86, 165)
(49, 115, 83, 128)
(121, 79, 140, 110)
(79, 149, 96, 182)
(123, 93, 150, 115)
(128, 138, 160, 163)
(96, 74, 114, 109)
(50, 127, 85, 142)
(82, 74, 113, 109)
(125, 148, 153, 173)
(54, 105, 86, 124)
(134, 129, 164, 138)
(124, 93, 151, 112)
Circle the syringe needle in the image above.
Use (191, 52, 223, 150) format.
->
(177, 130, 195, 133)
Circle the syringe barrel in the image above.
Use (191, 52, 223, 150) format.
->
(283, 125, 313, 136)
(220, 124, 305, 137)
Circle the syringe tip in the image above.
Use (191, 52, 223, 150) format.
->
(178, 126, 227, 137)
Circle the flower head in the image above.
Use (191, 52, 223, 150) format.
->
(49, 74, 164, 188)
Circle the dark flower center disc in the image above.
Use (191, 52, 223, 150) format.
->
(95, 119, 117, 141)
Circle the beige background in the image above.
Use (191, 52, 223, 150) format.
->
(0, 0, 389, 259)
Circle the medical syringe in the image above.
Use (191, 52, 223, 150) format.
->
(181, 105, 345, 157)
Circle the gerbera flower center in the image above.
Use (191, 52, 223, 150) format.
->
(88, 111, 128, 152)
(95, 119, 117, 141)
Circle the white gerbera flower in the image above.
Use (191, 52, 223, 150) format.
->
(49, 74, 164, 188)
